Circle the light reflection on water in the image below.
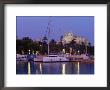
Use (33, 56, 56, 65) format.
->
(16, 61, 94, 74)
(62, 64, 66, 74)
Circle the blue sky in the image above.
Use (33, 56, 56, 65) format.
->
(16, 16, 94, 46)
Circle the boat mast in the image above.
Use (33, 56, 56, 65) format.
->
(47, 17, 51, 55)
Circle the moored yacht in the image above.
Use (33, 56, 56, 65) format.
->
(16, 54, 27, 61)
(43, 54, 69, 62)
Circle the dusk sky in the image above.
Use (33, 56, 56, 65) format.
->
(16, 16, 94, 46)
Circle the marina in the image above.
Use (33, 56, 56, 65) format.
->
(16, 54, 94, 63)
(16, 53, 94, 74)
(16, 16, 94, 74)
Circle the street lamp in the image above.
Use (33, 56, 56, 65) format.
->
(78, 50, 80, 54)
(28, 50, 30, 54)
(32, 50, 34, 54)
(40, 45, 42, 54)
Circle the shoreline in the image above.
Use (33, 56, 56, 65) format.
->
(17, 59, 94, 64)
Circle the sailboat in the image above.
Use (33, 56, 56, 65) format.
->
(43, 17, 69, 62)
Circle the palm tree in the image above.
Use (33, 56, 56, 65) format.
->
(42, 35, 48, 43)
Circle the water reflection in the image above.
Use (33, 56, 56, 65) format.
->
(77, 62, 80, 74)
(28, 62, 31, 74)
(39, 63, 42, 74)
(16, 61, 94, 74)
(62, 64, 66, 74)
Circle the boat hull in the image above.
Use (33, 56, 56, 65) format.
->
(43, 56, 69, 62)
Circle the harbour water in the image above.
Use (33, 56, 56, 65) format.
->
(16, 61, 94, 74)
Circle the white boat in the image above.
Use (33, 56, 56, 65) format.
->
(16, 54, 27, 61)
(43, 54, 69, 62)
(81, 54, 90, 60)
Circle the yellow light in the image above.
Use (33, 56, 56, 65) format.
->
(62, 64, 66, 74)
(40, 63, 42, 74)
(77, 62, 80, 74)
